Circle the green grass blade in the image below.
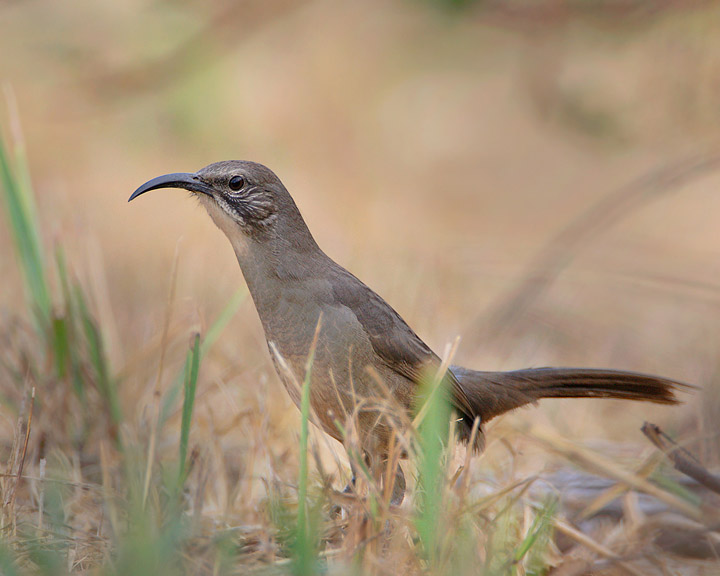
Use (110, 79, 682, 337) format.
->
(652, 468, 703, 507)
(179, 333, 200, 484)
(160, 291, 245, 425)
(0, 124, 51, 331)
(513, 499, 557, 567)
(54, 247, 86, 401)
(292, 333, 318, 576)
(0, 542, 21, 576)
(75, 286, 123, 445)
(51, 315, 69, 378)
(200, 289, 246, 356)
(415, 369, 452, 566)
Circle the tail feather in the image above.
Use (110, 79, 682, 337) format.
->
(450, 365, 691, 446)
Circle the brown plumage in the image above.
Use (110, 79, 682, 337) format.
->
(130, 160, 691, 503)
(451, 366, 686, 451)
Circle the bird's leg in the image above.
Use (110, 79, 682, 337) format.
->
(330, 458, 362, 519)
(378, 457, 405, 506)
(389, 465, 405, 506)
(342, 460, 359, 494)
(342, 476, 356, 494)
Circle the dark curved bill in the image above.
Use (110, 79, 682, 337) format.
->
(128, 172, 214, 202)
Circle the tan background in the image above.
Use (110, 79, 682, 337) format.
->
(1, 0, 718, 495)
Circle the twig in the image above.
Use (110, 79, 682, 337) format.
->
(579, 452, 662, 520)
(526, 425, 702, 520)
(2, 404, 22, 515)
(37, 457, 46, 531)
(641, 421, 720, 495)
(9, 387, 35, 512)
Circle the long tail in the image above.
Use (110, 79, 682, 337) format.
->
(450, 365, 690, 444)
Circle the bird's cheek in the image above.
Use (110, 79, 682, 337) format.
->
(201, 197, 242, 236)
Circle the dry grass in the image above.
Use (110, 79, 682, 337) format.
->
(1, 0, 720, 574)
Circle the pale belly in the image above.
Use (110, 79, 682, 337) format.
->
(263, 302, 413, 454)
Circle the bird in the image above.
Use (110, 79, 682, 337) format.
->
(130, 160, 689, 504)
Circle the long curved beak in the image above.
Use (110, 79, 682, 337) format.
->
(128, 172, 214, 202)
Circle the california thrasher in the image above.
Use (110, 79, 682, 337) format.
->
(130, 160, 688, 503)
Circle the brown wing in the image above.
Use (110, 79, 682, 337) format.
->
(329, 266, 474, 417)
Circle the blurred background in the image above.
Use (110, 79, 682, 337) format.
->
(1, 0, 720, 572)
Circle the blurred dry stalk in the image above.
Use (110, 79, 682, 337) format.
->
(2, 0, 720, 574)
(642, 421, 720, 495)
(469, 150, 720, 354)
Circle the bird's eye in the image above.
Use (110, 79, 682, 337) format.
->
(229, 176, 245, 191)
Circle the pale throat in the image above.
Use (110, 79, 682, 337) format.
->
(199, 195, 277, 305)
(198, 195, 316, 309)
(200, 195, 251, 258)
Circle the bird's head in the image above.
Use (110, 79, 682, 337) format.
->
(129, 161, 316, 255)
